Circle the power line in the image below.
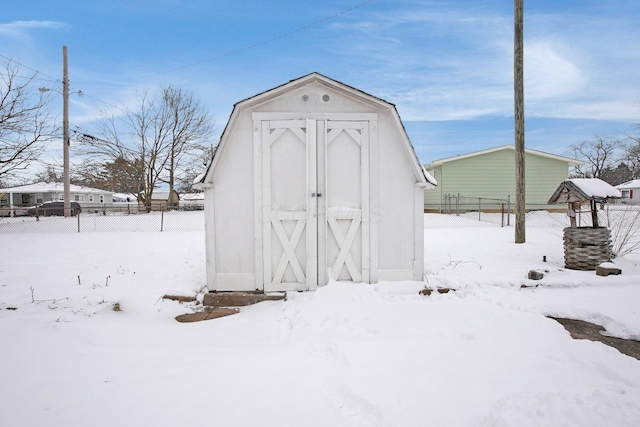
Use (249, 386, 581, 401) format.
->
(0, 53, 61, 83)
(0, 71, 60, 84)
(80, 92, 126, 113)
(2, 0, 375, 114)
(125, 0, 375, 80)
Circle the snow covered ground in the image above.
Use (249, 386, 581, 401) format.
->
(1, 213, 640, 426)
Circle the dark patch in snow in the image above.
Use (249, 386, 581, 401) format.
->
(550, 317, 640, 361)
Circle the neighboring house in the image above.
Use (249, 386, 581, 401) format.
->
(138, 190, 180, 210)
(423, 145, 583, 208)
(179, 192, 204, 210)
(616, 180, 640, 204)
(195, 72, 435, 293)
(0, 182, 113, 216)
(112, 193, 137, 203)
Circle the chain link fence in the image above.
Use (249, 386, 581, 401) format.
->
(424, 194, 635, 229)
(1, 198, 638, 245)
(0, 205, 204, 233)
(424, 200, 640, 256)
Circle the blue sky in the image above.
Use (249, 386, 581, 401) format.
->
(2, 0, 639, 167)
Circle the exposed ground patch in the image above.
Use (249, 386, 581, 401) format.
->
(550, 317, 640, 361)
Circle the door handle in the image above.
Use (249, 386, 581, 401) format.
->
(311, 193, 323, 197)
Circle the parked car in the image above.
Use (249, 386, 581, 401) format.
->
(27, 201, 82, 217)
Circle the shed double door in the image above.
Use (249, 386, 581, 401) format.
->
(260, 118, 371, 291)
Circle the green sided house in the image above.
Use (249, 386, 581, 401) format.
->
(423, 145, 583, 208)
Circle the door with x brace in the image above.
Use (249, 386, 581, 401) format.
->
(261, 118, 370, 291)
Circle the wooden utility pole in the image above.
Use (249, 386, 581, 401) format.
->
(514, 0, 525, 243)
(63, 46, 71, 217)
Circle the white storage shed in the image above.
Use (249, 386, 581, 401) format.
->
(196, 73, 436, 292)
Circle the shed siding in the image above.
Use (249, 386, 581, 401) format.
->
(202, 73, 427, 291)
(377, 119, 416, 273)
(212, 113, 256, 286)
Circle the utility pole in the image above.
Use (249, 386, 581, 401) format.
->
(63, 46, 70, 217)
(514, 0, 525, 243)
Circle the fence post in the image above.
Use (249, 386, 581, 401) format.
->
(507, 195, 511, 226)
(77, 212, 80, 233)
(456, 193, 460, 216)
(160, 206, 164, 232)
(478, 198, 481, 221)
(501, 203, 505, 227)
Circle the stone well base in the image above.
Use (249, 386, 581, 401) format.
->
(563, 227, 612, 271)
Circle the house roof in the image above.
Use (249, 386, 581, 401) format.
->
(616, 179, 640, 189)
(424, 145, 583, 168)
(198, 72, 436, 188)
(151, 190, 179, 201)
(548, 178, 621, 204)
(0, 182, 111, 194)
(180, 192, 204, 201)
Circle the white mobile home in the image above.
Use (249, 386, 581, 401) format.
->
(616, 180, 640, 204)
(195, 73, 436, 292)
(0, 182, 113, 216)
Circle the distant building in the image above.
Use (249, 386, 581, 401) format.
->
(112, 193, 137, 203)
(0, 182, 113, 216)
(179, 192, 204, 210)
(616, 180, 640, 204)
(138, 189, 180, 210)
(423, 145, 583, 207)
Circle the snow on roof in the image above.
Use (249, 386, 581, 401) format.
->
(421, 165, 437, 186)
(0, 182, 111, 194)
(567, 178, 621, 199)
(180, 193, 204, 200)
(112, 193, 137, 201)
(548, 178, 621, 204)
(192, 172, 206, 185)
(616, 179, 640, 189)
(151, 191, 174, 201)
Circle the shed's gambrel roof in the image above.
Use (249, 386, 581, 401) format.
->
(424, 145, 583, 168)
(199, 72, 436, 188)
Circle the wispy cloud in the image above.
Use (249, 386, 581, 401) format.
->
(524, 40, 587, 100)
(0, 20, 69, 38)
(327, 4, 640, 123)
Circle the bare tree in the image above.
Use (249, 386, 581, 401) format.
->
(79, 92, 171, 210)
(624, 131, 640, 179)
(175, 143, 216, 193)
(77, 85, 213, 210)
(569, 136, 622, 179)
(160, 85, 213, 206)
(0, 59, 55, 182)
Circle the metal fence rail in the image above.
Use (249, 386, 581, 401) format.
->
(423, 201, 632, 229)
(0, 207, 204, 233)
(1, 202, 638, 235)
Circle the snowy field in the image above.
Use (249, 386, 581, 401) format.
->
(1, 213, 640, 426)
